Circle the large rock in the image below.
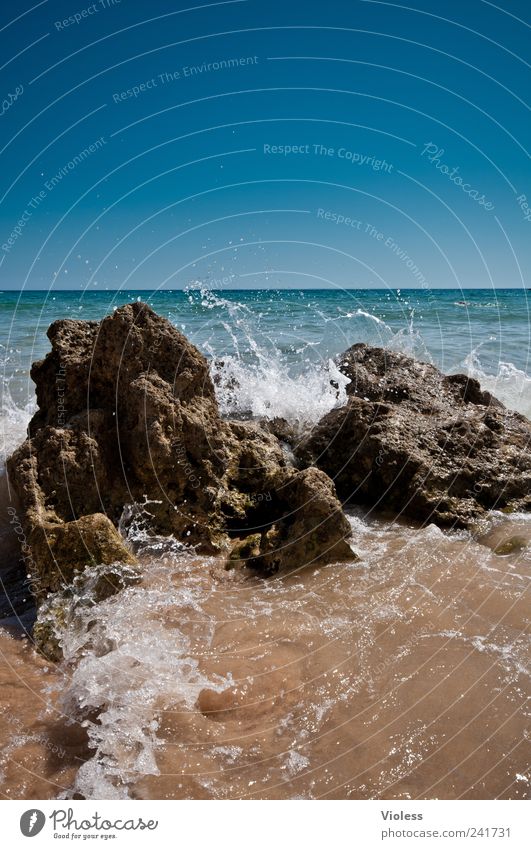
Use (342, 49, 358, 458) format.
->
(17, 302, 230, 548)
(7, 303, 353, 611)
(297, 344, 531, 528)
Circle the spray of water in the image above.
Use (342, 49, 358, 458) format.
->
(0, 381, 33, 471)
(50, 552, 227, 800)
(460, 347, 531, 419)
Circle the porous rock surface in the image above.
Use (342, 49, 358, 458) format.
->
(7, 303, 353, 634)
(296, 343, 531, 527)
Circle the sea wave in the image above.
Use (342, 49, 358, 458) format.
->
(188, 286, 437, 425)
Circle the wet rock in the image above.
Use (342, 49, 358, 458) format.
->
(338, 344, 501, 410)
(297, 344, 531, 528)
(8, 304, 231, 566)
(261, 416, 299, 447)
(32, 612, 65, 663)
(33, 562, 142, 661)
(7, 429, 137, 600)
(28, 514, 138, 598)
(7, 303, 354, 615)
(228, 467, 353, 575)
(228, 533, 262, 565)
(492, 536, 528, 556)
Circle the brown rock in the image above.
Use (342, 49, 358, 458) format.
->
(7, 303, 354, 608)
(28, 514, 137, 598)
(297, 344, 531, 528)
(228, 467, 353, 575)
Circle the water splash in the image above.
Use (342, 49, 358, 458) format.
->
(118, 500, 189, 558)
(0, 381, 33, 471)
(460, 347, 531, 418)
(185, 283, 352, 425)
(50, 556, 226, 800)
(211, 354, 350, 425)
(186, 285, 431, 426)
(188, 285, 528, 421)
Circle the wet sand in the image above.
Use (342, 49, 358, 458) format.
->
(1, 509, 529, 800)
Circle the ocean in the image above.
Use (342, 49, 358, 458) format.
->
(2, 287, 531, 422)
(0, 287, 529, 800)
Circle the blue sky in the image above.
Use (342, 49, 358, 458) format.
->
(0, 0, 529, 290)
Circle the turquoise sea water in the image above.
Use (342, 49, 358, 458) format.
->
(1, 288, 530, 447)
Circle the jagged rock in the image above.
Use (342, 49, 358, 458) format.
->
(261, 416, 300, 446)
(7, 303, 354, 610)
(7, 429, 138, 602)
(28, 514, 138, 598)
(297, 344, 531, 528)
(339, 343, 501, 409)
(228, 467, 353, 575)
(16, 302, 231, 549)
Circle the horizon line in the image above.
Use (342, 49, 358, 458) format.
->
(0, 286, 529, 293)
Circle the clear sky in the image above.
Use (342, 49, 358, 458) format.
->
(0, 0, 529, 291)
